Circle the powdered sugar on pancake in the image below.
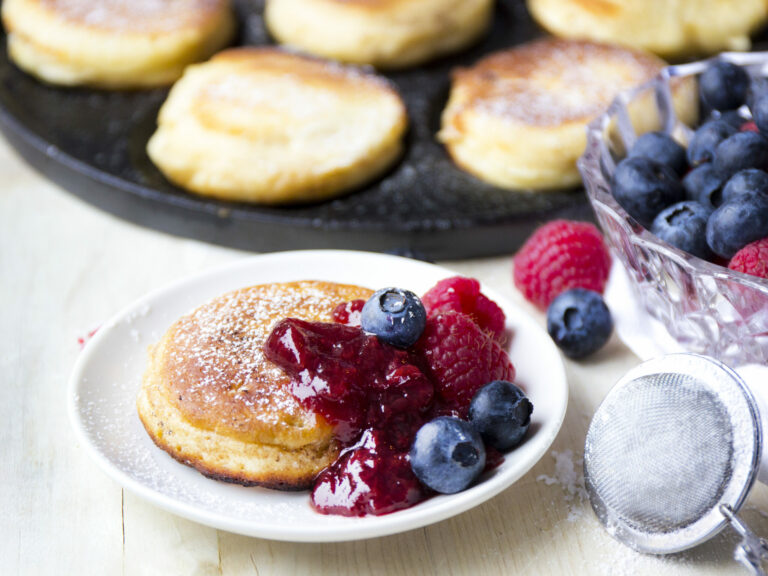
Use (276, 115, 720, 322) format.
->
(40, 0, 225, 32)
(161, 281, 372, 441)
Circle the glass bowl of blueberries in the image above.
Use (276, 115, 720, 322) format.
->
(579, 52, 768, 366)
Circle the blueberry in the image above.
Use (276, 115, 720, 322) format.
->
(687, 120, 737, 166)
(682, 164, 725, 210)
(611, 157, 685, 228)
(651, 201, 713, 260)
(546, 289, 613, 359)
(712, 131, 768, 178)
(628, 131, 688, 175)
(361, 287, 426, 348)
(706, 194, 768, 259)
(410, 417, 486, 494)
(711, 109, 747, 130)
(721, 169, 768, 203)
(699, 61, 750, 112)
(751, 93, 768, 134)
(469, 381, 533, 451)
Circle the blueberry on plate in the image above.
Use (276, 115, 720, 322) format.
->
(410, 417, 486, 494)
(706, 193, 768, 259)
(687, 120, 737, 166)
(699, 61, 750, 112)
(611, 157, 685, 228)
(469, 381, 533, 451)
(361, 287, 426, 348)
(721, 168, 768, 203)
(713, 131, 768, 178)
(682, 164, 725, 209)
(546, 289, 613, 359)
(651, 201, 713, 260)
(628, 131, 687, 175)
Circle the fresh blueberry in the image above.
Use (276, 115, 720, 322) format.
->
(712, 131, 768, 178)
(682, 164, 725, 209)
(469, 381, 533, 451)
(711, 109, 748, 130)
(699, 61, 750, 112)
(721, 169, 768, 203)
(361, 287, 426, 348)
(611, 157, 685, 228)
(706, 193, 768, 259)
(410, 417, 486, 494)
(628, 131, 688, 175)
(687, 120, 737, 166)
(748, 76, 768, 117)
(651, 201, 714, 260)
(751, 92, 768, 134)
(546, 289, 613, 359)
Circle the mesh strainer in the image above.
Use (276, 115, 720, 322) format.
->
(584, 354, 768, 573)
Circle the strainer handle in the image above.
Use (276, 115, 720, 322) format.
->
(721, 505, 768, 576)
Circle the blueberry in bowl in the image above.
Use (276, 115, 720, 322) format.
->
(580, 52, 768, 366)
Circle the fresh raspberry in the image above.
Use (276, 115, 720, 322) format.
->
(422, 276, 506, 342)
(728, 238, 768, 278)
(741, 121, 759, 133)
(513, 220, 612, 310)
(416, 312, 515, 415)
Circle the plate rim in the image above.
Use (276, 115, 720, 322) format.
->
(68, 249, 568, 542)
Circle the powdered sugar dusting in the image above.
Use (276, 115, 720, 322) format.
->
(537, 449, 589, 522)
(162, 281, 370, 438)
(41, 0, 224, 33)
(462, 40, 662, 127)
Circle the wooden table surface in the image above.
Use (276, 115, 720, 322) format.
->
(3, 135, 766, 575)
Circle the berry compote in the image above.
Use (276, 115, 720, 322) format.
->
(264, 297, 512, 517)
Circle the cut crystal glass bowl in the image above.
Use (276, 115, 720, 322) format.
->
(579, 52, 768, 366)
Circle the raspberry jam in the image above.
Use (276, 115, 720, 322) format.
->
(264, 310, 507, 517)
(264, 318, 433, 515)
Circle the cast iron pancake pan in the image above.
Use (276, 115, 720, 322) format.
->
(0, 0, 596, 260)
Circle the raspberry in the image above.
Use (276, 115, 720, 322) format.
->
(741, 121, 760, 133)
(416, 312, 515, 415)
(728, 238, 768, 278)
(422, 276, 506, 342)
(513, 220, 612, 310)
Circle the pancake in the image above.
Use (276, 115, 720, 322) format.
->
(438, 39, 698, 191)
(264, 0, 494, 68)
(147, 48, 408, 204)
(1, 0, 235, 88)
(137, 280, 374, 489)
(527, 0, 768, 59)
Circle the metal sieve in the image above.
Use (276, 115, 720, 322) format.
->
(584, 354, 768, 574)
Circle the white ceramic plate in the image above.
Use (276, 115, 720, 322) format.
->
(68, 250, 568, 542)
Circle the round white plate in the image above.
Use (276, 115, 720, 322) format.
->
(68, 250, 568, 542)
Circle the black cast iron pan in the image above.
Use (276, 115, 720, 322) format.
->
(0, 0, 596, 260)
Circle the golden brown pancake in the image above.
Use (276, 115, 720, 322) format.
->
(137, 280, 373, 489)
(438, 39, 698, 190)
(264, 0, 493, 68)
(2, 0, 235, 88)
(147, 48, 408, 204)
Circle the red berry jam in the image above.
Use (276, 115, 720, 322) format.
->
(264, 306, 509, 517)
